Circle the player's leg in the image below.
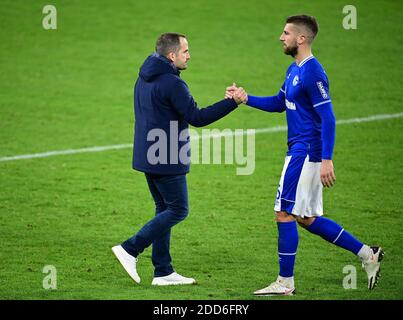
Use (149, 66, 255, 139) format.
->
(254, 210, 298, 296)
(295, 158, 384, 289)
(297, 216, 384, 289)
(297, 215, 363, 255)
(276, 211, 298, 289)
(254, 155, 305, 296)
(293, 159, 363, 254)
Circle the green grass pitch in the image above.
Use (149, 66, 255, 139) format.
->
(0, 0, 402, 300)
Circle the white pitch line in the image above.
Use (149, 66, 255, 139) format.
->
(0, 144, 133, 162)
(1, 112, 402, 162)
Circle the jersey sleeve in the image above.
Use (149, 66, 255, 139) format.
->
(303, 69, 332, 108)
(314, 104, 336, 160)
(245, 81, 286, 113)
(303, 68, 335, 159)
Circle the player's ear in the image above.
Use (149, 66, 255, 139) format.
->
(297, 34, 306, 45)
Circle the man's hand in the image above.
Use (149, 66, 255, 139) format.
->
(232, 87, 247, 105)
(320, 159, 336, 188)
(225, 82, 248, 104)
(225, 82, 237, 99)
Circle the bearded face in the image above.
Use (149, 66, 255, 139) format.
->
(282, 39, 299, 57)
(280, 23, 302, 58)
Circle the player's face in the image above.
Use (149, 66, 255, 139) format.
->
(279, 23, 299, 57)
(172, 37, 190, 70)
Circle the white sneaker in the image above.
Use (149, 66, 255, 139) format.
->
(362, 246, 384, 290)
(151, 272, 196, 286)
(112, 245, 140, 284)
(254, 277, 295, 296)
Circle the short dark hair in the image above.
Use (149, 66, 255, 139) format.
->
(155, 32, 186, 57)
(286, 15, 319, 43)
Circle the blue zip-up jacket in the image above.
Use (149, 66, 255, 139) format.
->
(132, 53, 238, 175)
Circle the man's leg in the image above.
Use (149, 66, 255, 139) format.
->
(297, 216, 384, 289)
(121, 174, 188, 276)
(293, 155, 384, 290)
(255, 211, 299, 293)
(296, 216, 365, 255)
(141, 174, 173, 277)
(254, 155, 305, 296)
(146, 174, 196, 285)
(276, 211, 298, 283)
(254, 211, 298, 296)
(149, 174, 188, 277)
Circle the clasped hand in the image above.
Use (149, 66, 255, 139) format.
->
(225, 83, 248, 104)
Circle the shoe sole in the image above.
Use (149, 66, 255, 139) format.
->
(112, 246, 141, 284)
(369, 248, 384, 290)
(254, 289, 296, 296)
(152, 280, 197, 286)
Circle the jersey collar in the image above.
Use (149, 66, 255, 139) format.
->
(297, 55, 314, 67)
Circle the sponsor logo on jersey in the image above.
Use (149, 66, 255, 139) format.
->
(292, 75, 299, 86)
(316, 81, 328, 99)
(285, 99, 296, 110)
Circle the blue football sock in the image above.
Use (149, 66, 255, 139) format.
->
(277, 221, 299, 278)
(307, 217, 364, 254)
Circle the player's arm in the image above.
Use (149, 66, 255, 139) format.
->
(304, 71, 336, 188)
(315, 105, 336, 161)
(225, 83, 286, 113)
(245, 87, 286, 113)
(315, 104, 336, 188)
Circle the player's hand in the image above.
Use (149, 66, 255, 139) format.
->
(225, 82, 238, 99)
(320, 159, 336, 188)
(232, 87, 248, 104)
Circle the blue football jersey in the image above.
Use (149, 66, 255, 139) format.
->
(280, 55, 332, 160)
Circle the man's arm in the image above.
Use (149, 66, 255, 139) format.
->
(246, 90, 286, 113)
(304, 70, 336, 188)
(315, 104, 336, 188)
(225, 83, 286, 113)
(169, 79, 244, 127)
(315, 104, 336, 160)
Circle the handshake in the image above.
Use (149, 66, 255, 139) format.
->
(225, 83, 248, 105)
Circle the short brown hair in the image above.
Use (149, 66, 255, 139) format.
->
(155, 32, 186, 57)
(286, 15, 319, 43)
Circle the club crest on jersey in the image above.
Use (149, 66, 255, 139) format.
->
(292, 75, 299, 86)
(316, 81, 328, 99)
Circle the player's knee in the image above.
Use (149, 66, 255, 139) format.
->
(275, 211, 295, 222)
(296, 216, 315, 228)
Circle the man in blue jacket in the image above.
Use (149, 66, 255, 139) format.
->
(112, 33, 246, 286)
